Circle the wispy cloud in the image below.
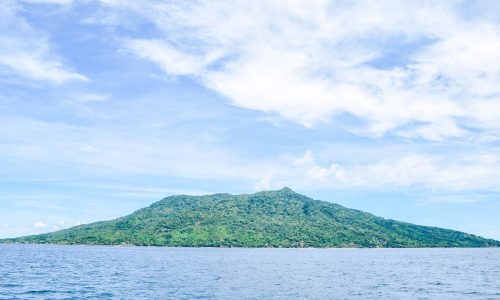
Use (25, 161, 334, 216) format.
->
(22, 0, 73, 4)
(0, 1, 87, 84)
(257, 151, 500, 192)
(33, 221, 48, 228)
(0, 117, 266, 181)
(125, 39, 211, 76)
(102, 0, 500, 140)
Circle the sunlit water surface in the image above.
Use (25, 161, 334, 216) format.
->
(0, 244, 499, 299)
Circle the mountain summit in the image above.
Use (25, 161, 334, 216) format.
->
(3, 189, 499, 247)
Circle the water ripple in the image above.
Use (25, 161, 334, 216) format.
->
(0, 245, 499, 299)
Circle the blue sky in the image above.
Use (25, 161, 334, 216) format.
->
(1, 0, 500, 239)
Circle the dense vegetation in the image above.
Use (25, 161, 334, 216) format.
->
(2, 188, 499, 247)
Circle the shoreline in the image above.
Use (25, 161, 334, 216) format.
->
(1, 242, 499, 249)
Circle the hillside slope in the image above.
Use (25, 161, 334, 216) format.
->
(3, 188, 499, 247)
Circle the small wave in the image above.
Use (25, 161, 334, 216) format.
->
(0, 284, 20, 288)
(23, 290, 57, 295)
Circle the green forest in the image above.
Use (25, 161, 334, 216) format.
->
(3, 188, 499, 248)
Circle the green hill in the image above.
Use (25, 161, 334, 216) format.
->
(2, 188, 499, 247)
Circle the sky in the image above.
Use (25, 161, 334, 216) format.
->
(1, 0, 500, 240)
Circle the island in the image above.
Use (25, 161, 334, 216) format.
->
(2, 188, 499, 247)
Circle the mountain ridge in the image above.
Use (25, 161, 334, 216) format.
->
(2, 188, 499, 248)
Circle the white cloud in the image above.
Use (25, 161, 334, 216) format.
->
(306, 164, 345, 182)
(0, 117, 267, 181)
(293, 150, 313, 166)
(33, 221, 48, 228)
(21, 0, 73, 5)
(257, 151, 500, 192)
(106, 0, 500, 140)
(255, 170, 274, 191)
(72, 93, 110, 103)
(0, 1, 87, 84)
(125, 39, 207, 76)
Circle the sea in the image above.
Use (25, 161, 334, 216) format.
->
(0, 244, 499, 299)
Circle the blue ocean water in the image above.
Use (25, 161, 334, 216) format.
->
(0, 244, 499, 299)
